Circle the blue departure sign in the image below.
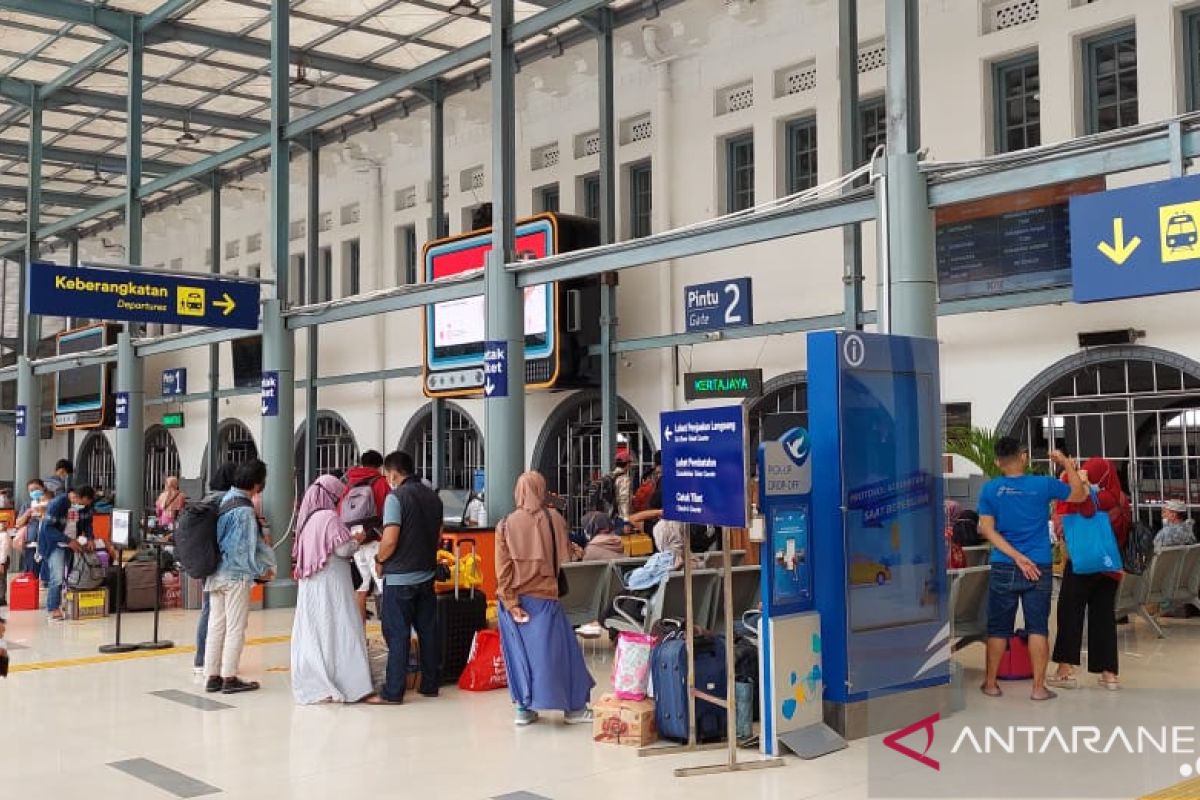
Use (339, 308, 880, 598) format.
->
(27, 262, 260, 330)
(260, 372, 279, 417)
(162, 368, 187, 397)
(15, 405, 26, 438)
(684, 278, 753, 333)
(661, 405, 747, 528)
(114, 392, 130, 430)
(483, 341, 508, 399)
(1070, 174, 1200, 302)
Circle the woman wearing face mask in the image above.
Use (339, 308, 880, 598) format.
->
(11, 480, 48, 576)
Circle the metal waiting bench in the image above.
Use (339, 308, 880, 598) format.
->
(708, 564, 762, 631)
(1168, 544, 1200, 614)
(962, 546, 991, 568)
(1114, 545, 1196, 638)
(948, 565, 990, 651)
(558, 561, 612, 628)
(603, 569, 723, 637)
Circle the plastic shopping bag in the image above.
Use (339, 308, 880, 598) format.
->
(612, 632, 657, 700)
(458, 629, 508, 692)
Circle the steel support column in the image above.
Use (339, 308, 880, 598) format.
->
(14, 356, 38, 505)
(263, 0, 297, 606)
(429, 82, 447, 489)
(116, 21, 145, 515)
(304, 137, 319, 488)
(839, 0, 863, 332)
(15, 86, 42, 505)
(207, 176, 221, 486)
(125, 20, 143, 265)
(878, 0, 935, 339)
(115, 331, 145, 513)
(484, 0, 523, 522)
(597, 8, 618, 471)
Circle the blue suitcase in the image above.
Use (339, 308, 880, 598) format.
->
(651, 633, 728, 743)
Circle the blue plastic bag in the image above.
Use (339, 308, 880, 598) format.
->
(1062, 489, 1123, 574)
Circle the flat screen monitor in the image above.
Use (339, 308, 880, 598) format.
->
(231, 337, 262, 388)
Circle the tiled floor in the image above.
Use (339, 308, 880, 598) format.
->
(1, 604, 1198, 800)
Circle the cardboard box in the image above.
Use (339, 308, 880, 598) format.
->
(64, 588, 109, 620)
(593, 693, 657, 747)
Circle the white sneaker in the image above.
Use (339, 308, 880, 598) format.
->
(193, 666, 205, 677)
(564, 708, 594, 725)
(514, 708, 540, 726)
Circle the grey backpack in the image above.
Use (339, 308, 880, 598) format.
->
(67, 550, 106, 591)
(340, 476, 382, 532)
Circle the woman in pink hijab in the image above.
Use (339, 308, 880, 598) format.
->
(290, 474, 373, 704)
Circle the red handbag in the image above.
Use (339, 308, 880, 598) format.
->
(998, 630, 1033, 680)
(458, 629, 508, 692)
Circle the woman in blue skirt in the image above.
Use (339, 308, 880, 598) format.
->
(496, 471, 595, 726)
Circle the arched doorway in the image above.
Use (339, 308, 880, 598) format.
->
(399, 402, 483, 491)
(531, 391, 655, 529)
(744, 371, 808, 460)
(998, 345, 1200, 524)
(294, 411, 359, 492)
(77, 432, 115, 496)
(144, 426, 182, 510)
(200, 419, 260, 486)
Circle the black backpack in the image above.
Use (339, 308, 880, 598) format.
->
(174, 495, 253, 579)
(585, 473, 617, 515)
(1122, 520, 1155, 576)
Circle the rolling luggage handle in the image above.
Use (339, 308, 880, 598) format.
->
(453, 538, 477, 599)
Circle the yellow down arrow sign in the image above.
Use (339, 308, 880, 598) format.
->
(212, 292, 236, 316)
(1097, 217, 1141, 265)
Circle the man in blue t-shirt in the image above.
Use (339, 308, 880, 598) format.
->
(978, 437, 1086, 701)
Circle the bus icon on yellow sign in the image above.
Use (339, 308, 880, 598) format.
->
(177, 286, 206, 316)
(1159, 202, 1200, 263)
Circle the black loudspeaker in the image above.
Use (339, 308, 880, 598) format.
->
(1077, 329, 1143, 348)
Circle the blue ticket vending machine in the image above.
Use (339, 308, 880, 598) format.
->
(757, 427, 845, 758)
(807, 331, 949, 739)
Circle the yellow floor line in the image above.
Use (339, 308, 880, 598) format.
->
(10, 634, 292, 674)
(1140, 776, 1200, 800)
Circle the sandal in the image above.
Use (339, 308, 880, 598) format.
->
(1031, 689, 1058, 702)
(980, 684, 1003, 697)
(1046, 674, 1078, 689)
(1098, 677, 1121, 691)
(364, 695, 403, 706)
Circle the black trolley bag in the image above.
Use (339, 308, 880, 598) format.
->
(436, 538, 487, 684)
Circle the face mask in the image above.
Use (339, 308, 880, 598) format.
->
(71, 503, 83, 512)
(29, 490, 43, 500)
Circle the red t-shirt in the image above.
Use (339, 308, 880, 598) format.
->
(341, 467, 390, 517)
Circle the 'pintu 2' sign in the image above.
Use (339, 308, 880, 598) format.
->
(684, 278, 753, 333)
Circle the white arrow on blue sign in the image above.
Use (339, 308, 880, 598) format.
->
(483, 341, 508, 399)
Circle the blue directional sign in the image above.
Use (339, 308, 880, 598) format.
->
(161, 368, 187, 397)
(684, 277, 753, 333)
(482, 341, 508, 399)
(15, 404, 26, 438)
(27, 261, 260, 330)
(1071, 174, 1200, 302)
(661, 405, 747, 528)
(260, 372, 279, 417)
(114, 392, 130, 430)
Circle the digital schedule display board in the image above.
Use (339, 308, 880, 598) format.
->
(54, 323, 118, 430)
(935, 177, 1104, 300)
(422, 213, 600, 398)
(808, 331, 948, 703)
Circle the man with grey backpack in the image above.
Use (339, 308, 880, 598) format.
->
(340, 450, 391, 622)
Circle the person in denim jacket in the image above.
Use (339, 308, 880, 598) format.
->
(203, 459, 276, 695)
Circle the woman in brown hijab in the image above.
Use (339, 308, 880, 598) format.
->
(496, 471, 595, 727)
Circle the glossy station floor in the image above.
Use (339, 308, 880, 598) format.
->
(2, 604, 1198, 800)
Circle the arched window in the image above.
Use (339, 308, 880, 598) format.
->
(294, 412, 359, 491)
(200, 419, 260, 487)
(744, 371, 808, 460)
(998, 345, 1200, 524)
(76, 432, 115, 496)
(398, 402, 483, 491)
(144, 425, 182, 510)
(531, 392, 655, 529)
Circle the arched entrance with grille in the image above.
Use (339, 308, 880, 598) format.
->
(294, 411, 359, 492)
(744, 371, 808, 468)
(531, 391, 656, 529)
(398, 402, 483, 491)
(998, 345, 1200, 525)
(144, 425, 182, 510)
(200, 419, 260, 486)
(77, 432, 115, 495)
